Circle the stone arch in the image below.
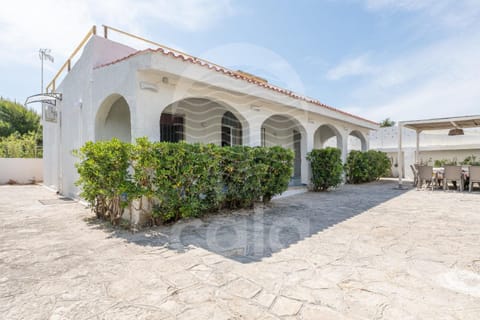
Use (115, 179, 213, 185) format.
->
(313, 124, 343, 150)
(95, 94, 131, 142)
(159, 97, 249, 145)
(261, 114, 307, 185)
(348, 130, 367, 151)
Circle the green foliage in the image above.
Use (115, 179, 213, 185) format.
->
(461, 155, 480, 166)
(0, 98, 42, 158)
(0, 132, 42, 158)
(219, 146, 263, 209)
(433, 159, 457, 166)
(75, 138, 294, 226)
(307, 147, 343, 191)
(255, 146, 294, 202)
(0, 98, 41, 138)
(132, 139, 224, 223)
(434, 159, 444, 167)
(73, 139, 133, 225)
(344, 150, 391, 184)
(379, 118, 395, 127)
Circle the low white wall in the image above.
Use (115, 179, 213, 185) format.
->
(0, 158, 43, 184)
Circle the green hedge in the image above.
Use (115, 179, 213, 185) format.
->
(344, 150, 391, 184)
(256, 146, 294, 202)
(73, 139, 133, 224)
(75, 138, 293, 225)
(307, 147, 343, 191)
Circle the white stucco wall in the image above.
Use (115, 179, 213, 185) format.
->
(43, 36, 377, 198)
(0, 158, 43, 184)
(97, 96, 132, 142)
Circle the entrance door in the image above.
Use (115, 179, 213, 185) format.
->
(293, 130, 301, 180)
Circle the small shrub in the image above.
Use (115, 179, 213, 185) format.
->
(367, 150, 391, 180)
(307, 147, 343, 191)
(219, 146, 263, 208)
(434, 159, 448, 167)
(73, 139, 133, 225)
(461, 155, 480, 166)
(132, 139, 223, 223)
(344, 150, 390, 184)
(255, 146, 294, 202)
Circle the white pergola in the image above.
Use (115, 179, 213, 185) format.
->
(397, 115, 480, 188)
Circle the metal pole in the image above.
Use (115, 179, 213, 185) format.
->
(415, 130, 420, 164)
(398, 123, 403, 188)
(41, 55, 44, 93)
(39, 49, 53, 94)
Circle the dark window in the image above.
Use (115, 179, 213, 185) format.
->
(160, 113, 184, 142)
(221, 111, 242, 147)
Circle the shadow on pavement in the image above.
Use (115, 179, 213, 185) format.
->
(88, 179, 412, 263)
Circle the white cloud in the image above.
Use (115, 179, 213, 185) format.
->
(326, 54, 376, 80)
(365, 0, 435, 11)
(0, 0, 234, 67)
(342, 32, 480, 122)
(363, 0, 480, 29)
(328, 0, 480, 121)
(93, 0, 234, 32)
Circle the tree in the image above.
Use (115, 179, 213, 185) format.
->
(0, 98, 42, 158)
(379, 118, 395, 127)
(0, 98, 41, 137)
(0, 132, 41, 158)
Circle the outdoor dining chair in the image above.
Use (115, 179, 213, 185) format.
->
(410, 164, 418, 186)
(469, 166, 480, 192)
(443, 166, 463, 191)
(417, 165, 433, 190)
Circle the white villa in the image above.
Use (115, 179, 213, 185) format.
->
(39, 26, 378, 198)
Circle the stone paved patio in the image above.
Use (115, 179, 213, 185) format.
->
(1, 181, 479, 319)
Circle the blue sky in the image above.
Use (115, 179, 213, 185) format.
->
(1, 0, 479, 122)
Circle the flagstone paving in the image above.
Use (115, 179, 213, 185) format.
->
(1, 181, 479, 319)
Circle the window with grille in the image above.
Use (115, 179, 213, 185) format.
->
(221, 111, 242, 146)
(160, 113, 184, 142)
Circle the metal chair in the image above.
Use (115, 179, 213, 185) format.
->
(469, 166, 480, 192)
(417, 166, 433, 190)
(443, 166, 463, 191)
(410, 164, 418, 186)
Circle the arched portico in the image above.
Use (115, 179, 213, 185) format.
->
(313, 124, 343, 150)
(159, 97, 248, 145)
(95, 94, 132, 142)
(348, 130, 367, 151)
(261, 114, 307, 185)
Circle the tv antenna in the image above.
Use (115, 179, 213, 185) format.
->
(39, 49, 54, 93)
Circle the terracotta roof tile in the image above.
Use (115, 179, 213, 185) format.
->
(95, 47, 378, 126)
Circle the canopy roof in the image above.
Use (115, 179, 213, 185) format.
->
(400, 115, 480, 131)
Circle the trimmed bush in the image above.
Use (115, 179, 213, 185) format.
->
(73, 139, 133, 225)
(255, 146, 294, 202)
(131, 139, 224, 223)
(75, 138, 294, 225)
(344, 150, 391, 184)
(307, 147, 343, 191)
(219, 146, 263, 209)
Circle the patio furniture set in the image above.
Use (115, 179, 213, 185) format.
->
(412, 164, 480, 191)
